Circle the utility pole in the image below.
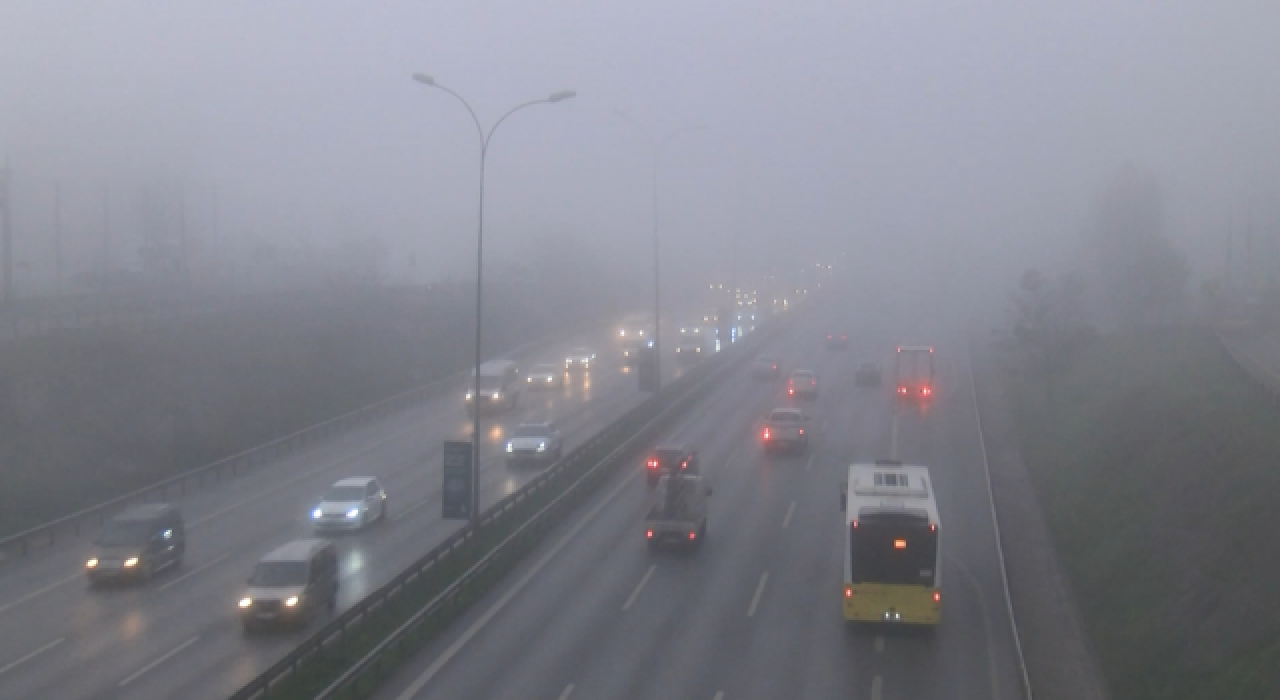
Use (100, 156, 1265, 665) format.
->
(102, 185, 110, 273)
(0, 160, 11, 305)
(54, 180, 62, 297)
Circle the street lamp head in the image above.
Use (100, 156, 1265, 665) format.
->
(549, 90, 577, 103)
(412, 73, 436, 86)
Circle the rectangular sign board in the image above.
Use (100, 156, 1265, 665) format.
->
(442, 440, 473, 520)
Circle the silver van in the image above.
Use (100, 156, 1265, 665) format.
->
(238, 539, 338, 633)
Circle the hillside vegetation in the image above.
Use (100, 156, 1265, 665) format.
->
(1012, 328, 1280, 700)
(0, 282, 613, 537)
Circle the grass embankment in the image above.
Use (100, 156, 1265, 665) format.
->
(0, 285, 610, 537)
(1011, 328, 1280, 700)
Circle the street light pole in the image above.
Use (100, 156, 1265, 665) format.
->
(615, 113, 707, 391)
(413, 74, 575, 524)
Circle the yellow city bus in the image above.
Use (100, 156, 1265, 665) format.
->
(841, 460, 941, 625)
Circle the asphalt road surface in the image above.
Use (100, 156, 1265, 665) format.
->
(375, 308, 1027, 700)
(0, 320, 695, 700)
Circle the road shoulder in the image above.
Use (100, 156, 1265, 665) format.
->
(970, 339, 1110, 700)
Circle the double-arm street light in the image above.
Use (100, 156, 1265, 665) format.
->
(413, 73, 575, 523)
(615, 113, 708, 390)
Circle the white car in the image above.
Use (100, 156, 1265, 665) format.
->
(506, 422, 564, 467)
(526, 363, 565, 389)
(311, 477, 387, 531)
(565, 347, 596, 371)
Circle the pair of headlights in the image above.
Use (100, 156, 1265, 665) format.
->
(85, 557, 139, 569)
(506, 442, 548, 452)
(239, 595, 298, 608)
(312, 507, 360, 519)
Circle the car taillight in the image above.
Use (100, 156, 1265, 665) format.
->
(798, 429, 804, 435)
(772, 364, 777, 370)
(898, 386, 907, 395)
(811, 380, 815, 386)
(646, 529, 653, 538)
(688, 531, 697, 541)
(647, 459, 659, 469)
(763, 428, 771, 439)
(788, 388, 794, 395)
(922, 387, 932, 396)
(680, 460, 688, 470)
(933, 590, 941, 603)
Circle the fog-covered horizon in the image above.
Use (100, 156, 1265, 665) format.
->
(2, 1, 1277, 304)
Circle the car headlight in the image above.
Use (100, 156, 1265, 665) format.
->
(346, 508, 360, 519)
(123, 557, 139, 568)
(312, 508, 322, 519)
(619, 330, 626, 336)
(537, 442, 547, 452)
(284, 596, 299, 607)
(546, 377, 553, 383)
(86, 558, 99, 569)
(491, 392, 502, 400)
(506, 442, 514, 452)
(465, 391, 473, 400)
(239, 597, 252, 608)
(528, 377, 533, 383)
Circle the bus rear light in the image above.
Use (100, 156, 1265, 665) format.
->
(845, 586, 853, 598)
(933, 590, 941, 603)
(894, 539, 907, 549)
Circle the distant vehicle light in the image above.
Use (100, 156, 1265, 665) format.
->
(646, 529, 654, 539)
(311, 508, 322, 519)
(763, 428, 771, 439)
(506, 443, 514, 452)
(284, 596, 299, 607)
(86, 558, 99, 569)
(922, 387, 932, 396)
(465, 391, 473, 400)
(930, 523, 937, 532)
(546, 377, 553, 383)
(619, 330, 626, 336)
(528, 377, 534, 383)
(123, 557, 139, 568)
(852, 520, 859, 529)
(844, 586, 853, 598)
(798, 429, 804, 435)
(897, 387, 907, 395)
(647, 458, 659, 468)
(893, 539, 907, 549)
(239, 597, 253, 608)
(537, 442, 547, 452)
(688, 531, 697, 541)
(933, 590, 941, 603)
(346, 508, 360, 519)
(788, 388, 794, 395)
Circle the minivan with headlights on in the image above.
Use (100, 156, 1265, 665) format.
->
(238, 539, 338, 633)
(311, 477, 387, 532)
(85, 503, 185, 586)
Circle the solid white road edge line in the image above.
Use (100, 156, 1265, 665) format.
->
(966, 349, 1034, 700)
(782, 501, 796, 529)
(0, 637, 64, 676)
(747, 571, 769, 617)
(874, 635, 884, 653)
(117, 635, 200, 686)
(395, 468, 642, 700)
(871, 675, 883, 700)
(622, 564, 656, 611)
(557, 682, 575, 700)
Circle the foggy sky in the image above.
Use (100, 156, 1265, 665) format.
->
(2, 1, 1278, 300)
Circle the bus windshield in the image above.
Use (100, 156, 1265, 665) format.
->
(850, 515, 937, 586)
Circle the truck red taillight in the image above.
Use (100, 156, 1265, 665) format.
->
(933, 590, 941, 603)
(688, 531, 697, 541)
(763, 428, 771, 439)
(646, 529, 653, 539)
(845, 586, 853, 598)
(647, 459, 659, 469)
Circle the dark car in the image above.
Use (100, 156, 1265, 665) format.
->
(644, 444, 700, 487)
(85, 504, 185, 585)
(826, 333, 849, 350)
(854, 362, 882, 387)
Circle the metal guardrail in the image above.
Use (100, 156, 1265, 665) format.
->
(0, 327, 563, 562)
(227, 316, 788, 700)
(1214, 328, 1280, 399)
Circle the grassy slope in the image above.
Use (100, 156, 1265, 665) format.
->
(0, 286, 607, 537)
(1011, 328, 1280, 700)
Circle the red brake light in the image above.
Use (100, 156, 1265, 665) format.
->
(763, 428, 771, 439)
(898, 386, 907, 395)
(688, 531, 697, 540)
(646, 529, 653, 538)
(827, 334, 832, 339)
(845, 586, 853, 598)
(680, 460, 688, 469)
(933, 590, 941, 603)
(811, 380, 815, 386)
(894, 539, 907, 549)
(772, 364, 777, 370)
(930, 523, 937, 532)
(788, 388, 794, 395)
(798, 428, 804, 435)
(922, 387, 932, 396)
(647, 459, 659, 469)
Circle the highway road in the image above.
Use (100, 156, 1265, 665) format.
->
(0, 319, 695, 700)
(1219, 326, 1280, 393)
(375, 308, 1027, 700)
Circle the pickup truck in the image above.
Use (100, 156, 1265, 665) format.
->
(644, 473, 711, 549)
(643, 445, 699, 487)
(761, 407, 811, 453)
